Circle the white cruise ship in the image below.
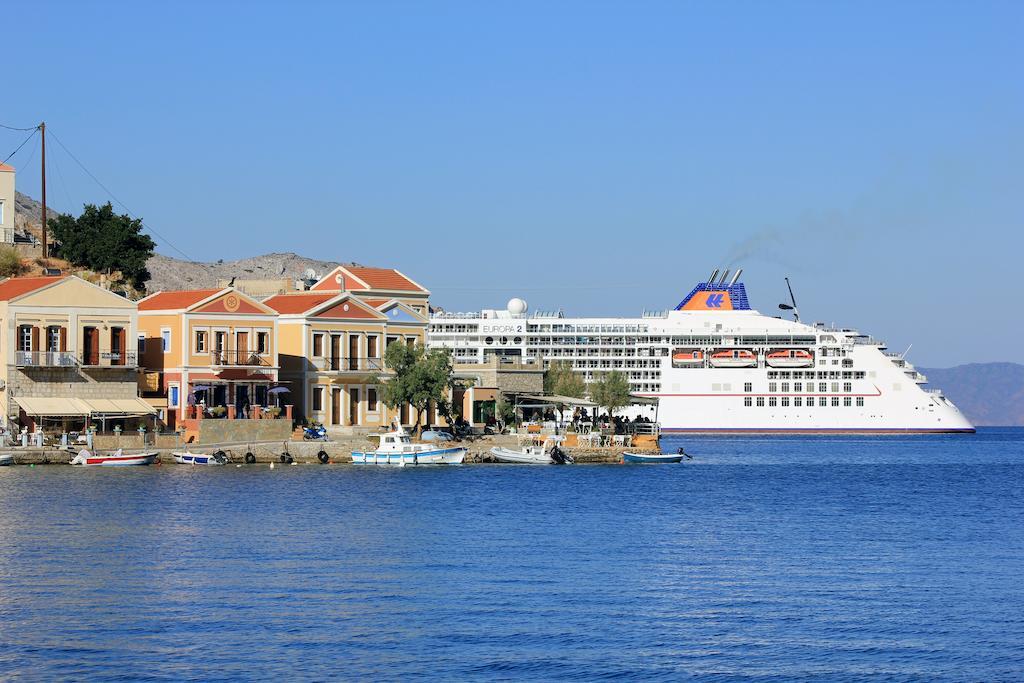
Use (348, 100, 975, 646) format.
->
(428, 271, 974, 434)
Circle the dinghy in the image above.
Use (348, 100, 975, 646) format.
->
(70, 449, 159, 466)
(622, 451, 688, 464)
(172, 451, 228, 465)
(490, 437, 573, 464)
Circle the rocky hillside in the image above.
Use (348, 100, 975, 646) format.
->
(145, 252, 356, 292)
(13, 191, 64, 238)
(12, 193, 352, 291)
(922, 363, 1024, 426)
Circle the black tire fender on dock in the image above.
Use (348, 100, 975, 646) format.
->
(244, 452, 256, 464)
(213, 450, 226, 459)
(317, 450, 329, 464)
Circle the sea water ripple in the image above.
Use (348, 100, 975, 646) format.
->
(0, 428, 1022, 680)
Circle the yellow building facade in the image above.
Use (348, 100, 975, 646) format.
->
(137, 287, 279, 429)
(266, 265, 430, 432)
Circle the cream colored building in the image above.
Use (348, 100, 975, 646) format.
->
(265, 265, 430, 431)
(0, 275, 154, 435)
(0, 162, 14, 243)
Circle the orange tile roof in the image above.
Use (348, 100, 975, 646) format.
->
(0, 162, 14, 172)
(0, 276, 66, 301)
(363, 298, 390, 308)
(345, 267, 426, 292)
(138, 289, 221, 311)
(263, 292, 337, 314)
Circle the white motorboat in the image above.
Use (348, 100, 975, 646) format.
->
(0, 453, 13, 466)
(172, 451, 228, 465)
(490, 437, 573, 464)
(70, 449, 159, 466)
(352, 422, 466, 466)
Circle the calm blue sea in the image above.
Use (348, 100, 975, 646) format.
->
(1, 428, 1023, 681)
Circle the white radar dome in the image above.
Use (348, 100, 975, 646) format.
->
(507, 298, 528, 315)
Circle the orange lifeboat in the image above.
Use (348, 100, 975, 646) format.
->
(672, 349, 704, 367)
(709, 349, 757, 368)
(765, 348, 815, 368)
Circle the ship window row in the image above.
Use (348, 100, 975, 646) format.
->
(527, 337, 665, 346)
(767, 371, 865, 380)
(526, 324, 651, 334)
(764, 382, 855, 393)
(535, 348, 668, 359)
(745, 396, 865, 407)
(429, 325, 479, 333)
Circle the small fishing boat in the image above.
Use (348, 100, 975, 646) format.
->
(352, 422, 466, 466)
(622, 451, 688, 464)
(70, 449, 159, 466)
(172, 450, 228, 465)
(0, 453, 14, 466)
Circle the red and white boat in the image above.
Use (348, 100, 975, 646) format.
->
(672, 349, 704, 366)
(709, 349, 758, 368)
(70, 449, 160, 466)
(766, 348, 815, 368)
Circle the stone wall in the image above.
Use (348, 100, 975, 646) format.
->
(185, 418, 294, 445)
(9, 366, 139, 417)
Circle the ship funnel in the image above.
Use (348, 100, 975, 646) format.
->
(707, 269, 719, 285)
(719, 269, 730, 285)
(729, 268, 743, 286)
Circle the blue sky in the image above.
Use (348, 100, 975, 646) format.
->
(3, 1, 1021, 366)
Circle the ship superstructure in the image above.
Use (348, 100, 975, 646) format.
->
(427, 273, 974, 433)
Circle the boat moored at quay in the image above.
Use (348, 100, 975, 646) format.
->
(427, 270, 974, 434)
(352, 422, 467, 466)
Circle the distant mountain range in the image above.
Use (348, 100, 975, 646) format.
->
(920, 363, 1024, 427)
(12, 193, 1024, 425)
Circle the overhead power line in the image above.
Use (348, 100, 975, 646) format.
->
(49, 131, 193, 261)
(0, 122, 38, 132)
(2, 128, 37, 165)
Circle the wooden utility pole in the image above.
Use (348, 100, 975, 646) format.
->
(39, 121, 47, 261)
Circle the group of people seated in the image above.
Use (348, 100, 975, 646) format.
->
(570, 409, 653, 434)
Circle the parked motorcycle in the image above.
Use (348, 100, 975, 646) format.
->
(303, 424, 328, 441)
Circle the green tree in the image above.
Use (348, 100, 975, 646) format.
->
(543, 360, 586, 398)
(543, 360, 586, 427)
(379, 343, 464, 433)
(495, 395, 517, 428)
(589, 370, 632, 421)
(49, 202, 155, 290)
(0, 245, 26, 277)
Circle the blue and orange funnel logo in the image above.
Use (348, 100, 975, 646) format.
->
(680, 290, 734, 311)
(675, 280, 751, 311)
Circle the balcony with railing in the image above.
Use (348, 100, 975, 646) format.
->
(80, 351, 138, 368)
(15, 350, 79, 368)
(312, 356, 384, 372)
(210, 349, 270, 367)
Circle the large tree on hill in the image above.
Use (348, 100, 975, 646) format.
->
(49, 202, 155, 289)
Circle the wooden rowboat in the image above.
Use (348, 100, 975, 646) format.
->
(622, 451, 686, 464)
